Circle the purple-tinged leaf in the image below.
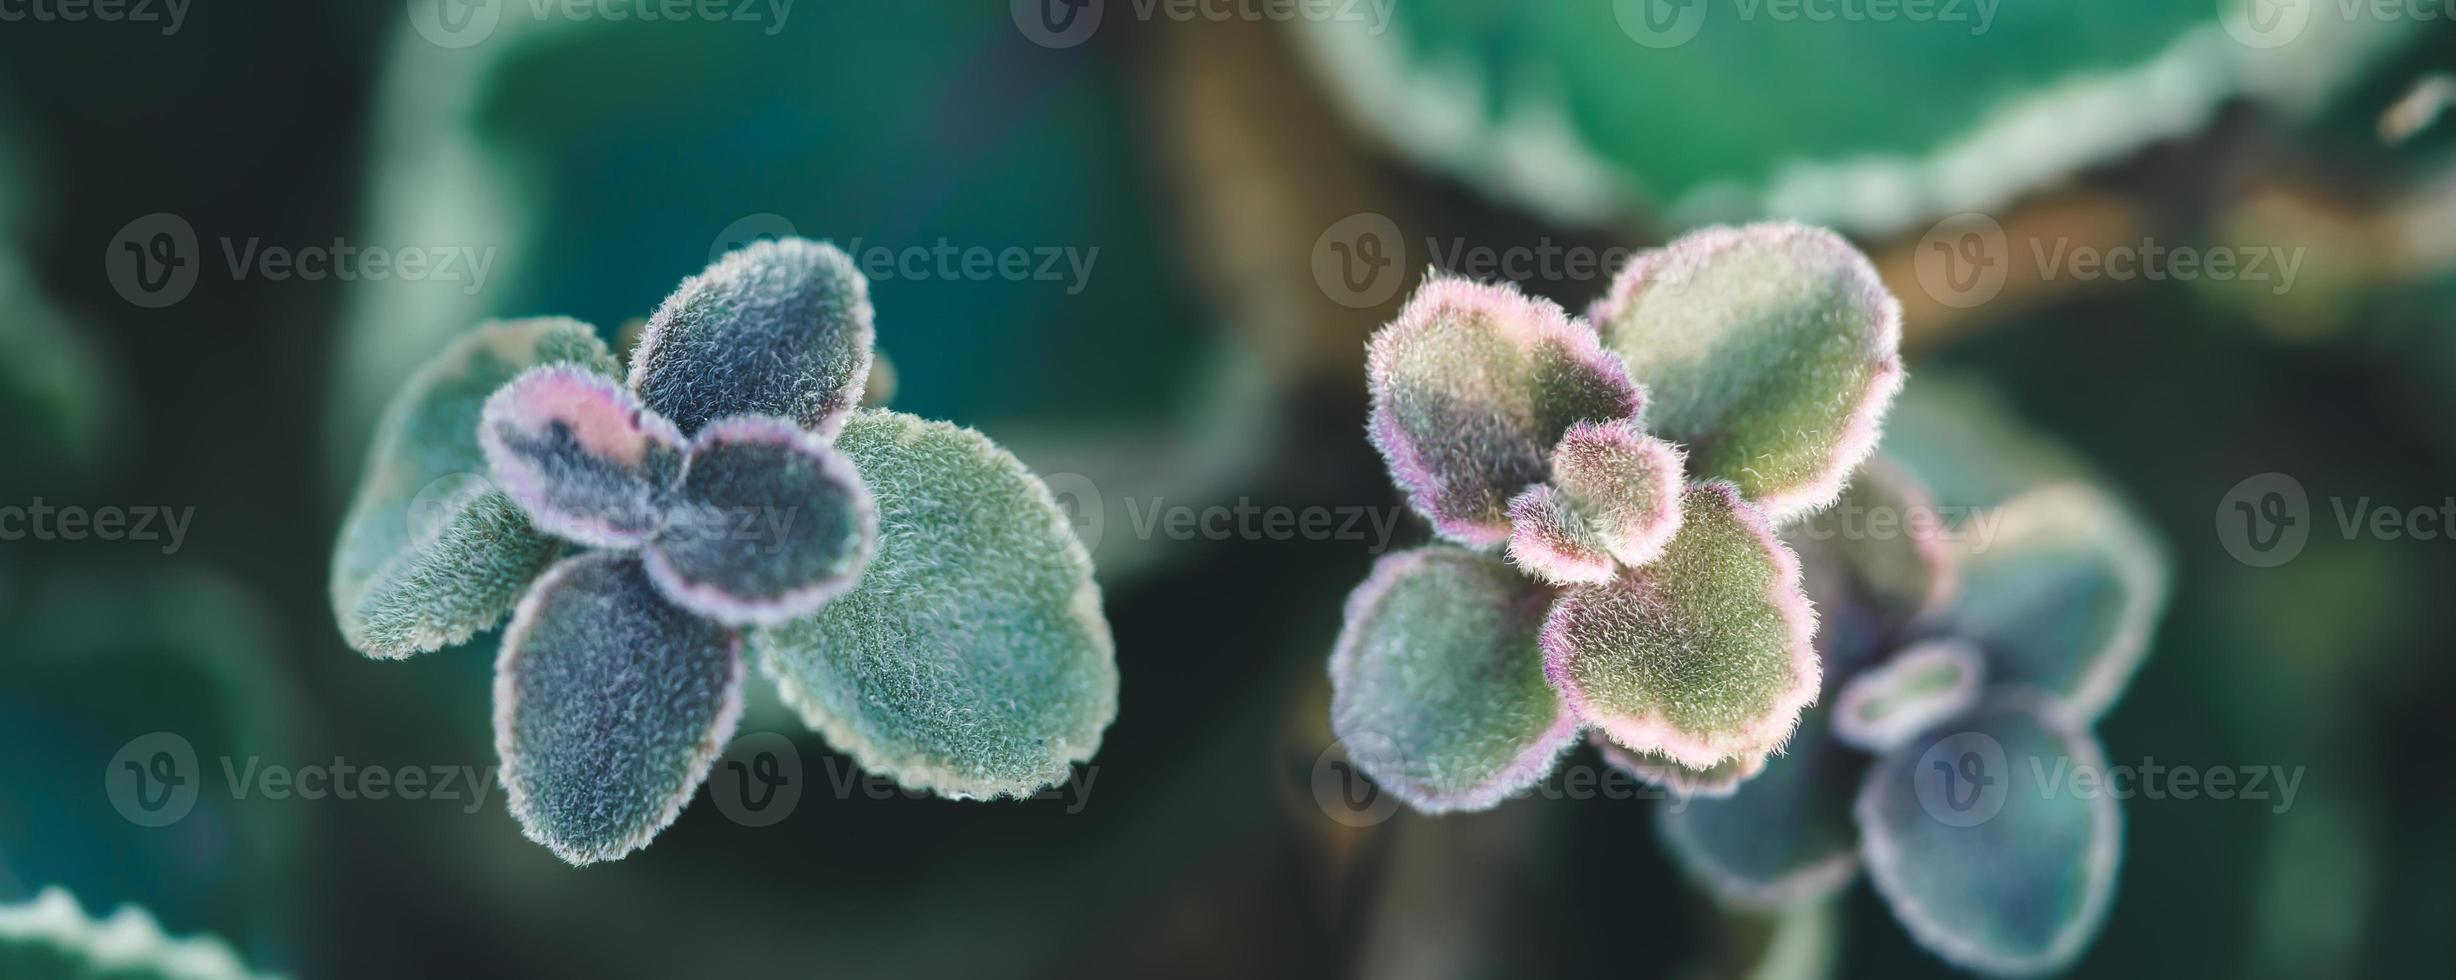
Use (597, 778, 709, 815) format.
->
(645, 416, 876, 627)
(479, 365, 686, 548)
(629, 238, 875, 437)
(1832, 640, 1985, 753)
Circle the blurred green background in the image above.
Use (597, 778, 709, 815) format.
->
(2, 1, 2453, 976)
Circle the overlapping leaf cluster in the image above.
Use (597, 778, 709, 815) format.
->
(331, 239, 1118, 865)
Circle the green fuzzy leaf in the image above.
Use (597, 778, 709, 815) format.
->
(1544, 483, 1819, 768)
(1592, 731, 1763, 799)
(495, 553, 744, 866)
(1506, 419, 1686, 585)
(645, 416, 876, 627)
(629, 238, 875, 438)
(330, 319, 616, 658)
(1948, 485, 2167, 721)
(1832, 641, 1986, 753)
(1856, 695, 2120, 976)
(1785, 456, 1956, 622)
(1368, 277, 1645, 546)
(479, 365, 687, 548)
(754, 410, 1116, 799)
(1657, 703, 1861, 908)
(0, 889, 272, 980)
(1592, 224, 1903, 522)
(1328, 548, 1577, 812)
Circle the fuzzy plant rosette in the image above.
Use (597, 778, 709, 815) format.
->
(1325, 222, 2168, 976)
(330, 239, 1118, 865)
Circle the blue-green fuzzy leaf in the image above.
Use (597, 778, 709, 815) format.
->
(753, 410, 1115, 799)
(1368, 276, 1645, 547)
(1832, 641, 1986, 754)
(1880, 375, 2092, 510)
(1948, 485, 2167, 722)
(330, 319, 616, 658)
(1657, 703, 1861, 908)
(1506, 419, 1685, 585)
(1856, 695, 2120, 976)
(479, 365, 687, 548)
(1544, 483, 1819, 768)
(1591, 223, 1903, 522)
(628, 238, 874, 438)
(1784, 456, 1956, 623)
(494, 553, 744, 865)
(1328, 548, 1577, 812)
(645, 416, 876, 627)
(0, 889, 272, 980)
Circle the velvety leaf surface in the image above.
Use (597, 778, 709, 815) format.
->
(1948, 485, 2167, 721)
(1328, 548, 1577, 812)
(1507, 419, 1684, 585)
(754, 410, 1115, 799)
(1592, 731, 1763, 799)
(1369, 277, 1645, 546)
(1545, 483, 1819, 767)
(1832, 641, 1986, 753)
(645, 416, 875, 627)
(629, 238, 874, 437)
(331, 318, 616, 658)
(495, 553, 745, 865)
(1657, 704, 1861, 908)
(1502, 485, 1614, 585)
(1785, 456, 1955, 622)
(0, 889, 268, 980)
(479, 365, 686, 548)
(1857, 695, 2120, 976)
(1591, 224, 1903, 522)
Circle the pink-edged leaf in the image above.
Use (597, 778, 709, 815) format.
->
(645, 415, 876, 628)
(479, 364, 686, 548)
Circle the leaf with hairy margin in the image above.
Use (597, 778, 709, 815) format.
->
(1947, 484, 2166, 721)
(479, 365, 687, 548)
(1856, 694, 2120, 976)
(1544, 483, 1819, 768)
(0, 888, 272, 980)
(1328, 548, 1577, 812)
(1593, 731, 1764, 798)
(1368, 277, 1645, 546)
(495, 552, 744, 865)
(645, 416, 876, 627)
(1507, 419, 1685, 584)
(330, 318, 616, 658)
(1657, 703, 1862, 908)
(628, 238, 875, 437)
(1591, 223, 1903, 522)
(1785, 456, 1956, 622)
(1831, 641, 1985, 753)
(754, 410, 1116, 799)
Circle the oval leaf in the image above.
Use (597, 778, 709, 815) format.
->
(753, 410, 1115, 799)
(479, 364, 687, 548)
(1329, 547, 1578, 812)
(1948, 484, 2167, 721)
(1508, 419, 1685, 584)
(1545, 483, 1819, 768)
(331, 318, 615, 658)
(495, 553, 745, 865)
(1832, 640, 1986, 754)
(645, 416, 876, 627)
(628, 238, 875, 437)
(1591, 223, 1903, 521)
(1856, 694, 2120, 976)
(1657, 704, 1863, 908)
(1369, 277, 1645, 546)
(0, 888, 269, 980)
